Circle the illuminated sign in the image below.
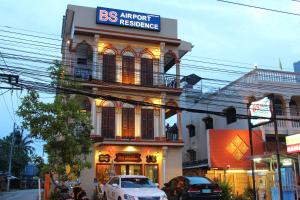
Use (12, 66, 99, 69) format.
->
(98, 154, 110, 163)
(286, 134, 300, 154)
(114, 153, 142, 162)
(96, 7, 160, 31)
(249, 97, 272, 126)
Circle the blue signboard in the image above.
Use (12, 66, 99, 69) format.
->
(96, 7, 160, 31)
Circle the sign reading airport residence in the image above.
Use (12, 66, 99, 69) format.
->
(96, 7, 160, 31)
(286, 134, 300, 154)
(249, 97, 272, 126)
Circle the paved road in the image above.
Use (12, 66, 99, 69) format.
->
(0, 189, 39, 200)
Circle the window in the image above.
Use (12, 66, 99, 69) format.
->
(141, 58, 153, 87)
(122, 107, 135, 138)
(290, 99, 299, 116)
(186, 124, 195, 137)
(77, 58, 87, 65)
(108, 177, 119, 186)
(102, 106, 115, 139)
(274, 98, 284, 115)
(187, 149, 196, 161)
(145, 165, 158, 184)
(103, 53, 116, 82)
(225, 107, 236, 124)
(203, 117, 213, 129)
(141, 109, 154, 139)
(122, 55, 135, 84)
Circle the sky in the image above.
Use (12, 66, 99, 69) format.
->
(0, 0, 300, 156)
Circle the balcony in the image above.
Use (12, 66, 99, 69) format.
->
(261, 115, 300, 135)
(73, 67, 180, 90)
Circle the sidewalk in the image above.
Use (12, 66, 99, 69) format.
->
(0, 189, 39, 200)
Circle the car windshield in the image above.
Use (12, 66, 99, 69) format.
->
(121, 178, 156, 188)
(186, 177, 212, 185)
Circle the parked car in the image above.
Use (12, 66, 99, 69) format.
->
(103, 175, 167, 200)
(162, 176, 222, 200)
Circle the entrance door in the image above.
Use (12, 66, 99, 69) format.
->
(115, 164, 142, 175)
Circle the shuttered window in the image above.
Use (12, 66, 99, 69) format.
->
(141, 109, 154, 139)
(141, 58, 153, 87)
(122, 56, 135, 84)
(103, 54, 116, 82)
(101, 107, 115, 139)
(122, 108, 135, 138)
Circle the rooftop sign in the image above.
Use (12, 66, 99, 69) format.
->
(96, 7, 160, 31)
(286, 134, 300, 154)
(249, 97, 272, 127)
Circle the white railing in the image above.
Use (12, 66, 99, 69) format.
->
(254, 70, 299, 84)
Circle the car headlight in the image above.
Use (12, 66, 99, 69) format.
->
(124, 194, 135, 200)
(161, 195, 168, 200)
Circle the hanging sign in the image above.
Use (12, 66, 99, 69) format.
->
(286, 134, 300, 154)
(114, 153, 142, 162)
(249, 97, 272, 126)
(96, 7, 160, 31)
(99, 154, 111, 163)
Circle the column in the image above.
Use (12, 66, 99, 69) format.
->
(160, 42, 165, 85)
(135, 106, 141, 139)
(135, 57, 141, 85)
(115, 102, 122, 139)
(176, 59, 180, 88)
(160, 94, 166, 140)
(154, 109, 160, 140)
(177, 110, 182, 141)
(162, 146, 168, 184)
(93, 34, 99, 80)
(91, 98, 96, 136)
(284, 97, 292, 134)
(96, 106, 102, 136)
(116, 55, 122, 83)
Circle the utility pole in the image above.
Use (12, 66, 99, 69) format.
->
(7, 123, 16, 192)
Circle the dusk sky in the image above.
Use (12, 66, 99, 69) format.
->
(1, 0, 300, 156)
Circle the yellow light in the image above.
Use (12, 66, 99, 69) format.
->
(95, 99, 103, 106)
(152, 98, 161, 105)
(98, 43, 105, 53)
(98, 151, 102, 155)
(254, 158, 262, 163)
(153, 48, 160, 59)
(124, 146, 137, 152)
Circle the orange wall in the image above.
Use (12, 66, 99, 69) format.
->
(209, 129, 264, 169)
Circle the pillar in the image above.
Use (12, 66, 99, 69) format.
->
(160, 93, 166, 140)
(91, 98, 96, 136)
(176, 59, 180, 88)
(154, 109, 160, 140)
(135, 57, 141, 85)
(93, 34, 99, 80)
(177, 110, 182, 141)
(116, 55, 122, 83)
(115, 102, 122, 139)
(135, 106, 141, 139)
(160, 42, 165, 85)
(96, 106, 102, 136)
(284, 97, 292, 134)
(162, 146, 168, 184)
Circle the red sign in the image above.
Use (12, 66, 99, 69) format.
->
(287, 144, 300, 154)
(209, 130, 264, 169)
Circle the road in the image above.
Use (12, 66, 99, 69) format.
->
(0, 189, 39, 200)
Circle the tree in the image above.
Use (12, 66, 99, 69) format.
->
(0, 131, 34, 177)
(17, 63, 93, 181)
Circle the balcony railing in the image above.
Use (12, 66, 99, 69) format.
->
(73, 67, 179, 89)
(246, 69, 300, 84)
(261, 115, 300, 131)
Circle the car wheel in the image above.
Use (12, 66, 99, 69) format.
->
(103, 193, 107, 200)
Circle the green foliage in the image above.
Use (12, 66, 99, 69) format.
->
(0, 132, 34, 177)
(243, 186, 256, 200)
(216, 180, 233, 200)
(17, 63, 93, 181)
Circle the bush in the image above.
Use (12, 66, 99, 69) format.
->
(216, 180, 233, 200)
(243, 186, 256, 200)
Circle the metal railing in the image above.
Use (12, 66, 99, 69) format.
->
(253, 69, 300, 84)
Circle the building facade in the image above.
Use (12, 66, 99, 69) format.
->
(181, 69, 300, 197)
(61, 5, 192, 196)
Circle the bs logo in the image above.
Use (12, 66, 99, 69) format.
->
(99, 9, 118, 23)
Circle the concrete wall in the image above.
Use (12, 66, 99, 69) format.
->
(165, 147, 183, 182)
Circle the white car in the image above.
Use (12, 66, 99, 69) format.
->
(103, 175, 168, 200)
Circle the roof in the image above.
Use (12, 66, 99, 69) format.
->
(113, 175, 147, 179)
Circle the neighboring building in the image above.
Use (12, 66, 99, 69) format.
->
(181, 69, 300, 196)
(294, 60, 300, 82)
(61, 5, 192, 196)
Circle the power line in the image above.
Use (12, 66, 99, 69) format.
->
(216, 0, 300, 17)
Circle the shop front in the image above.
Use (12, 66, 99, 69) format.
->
(94, 145, 181, 187)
